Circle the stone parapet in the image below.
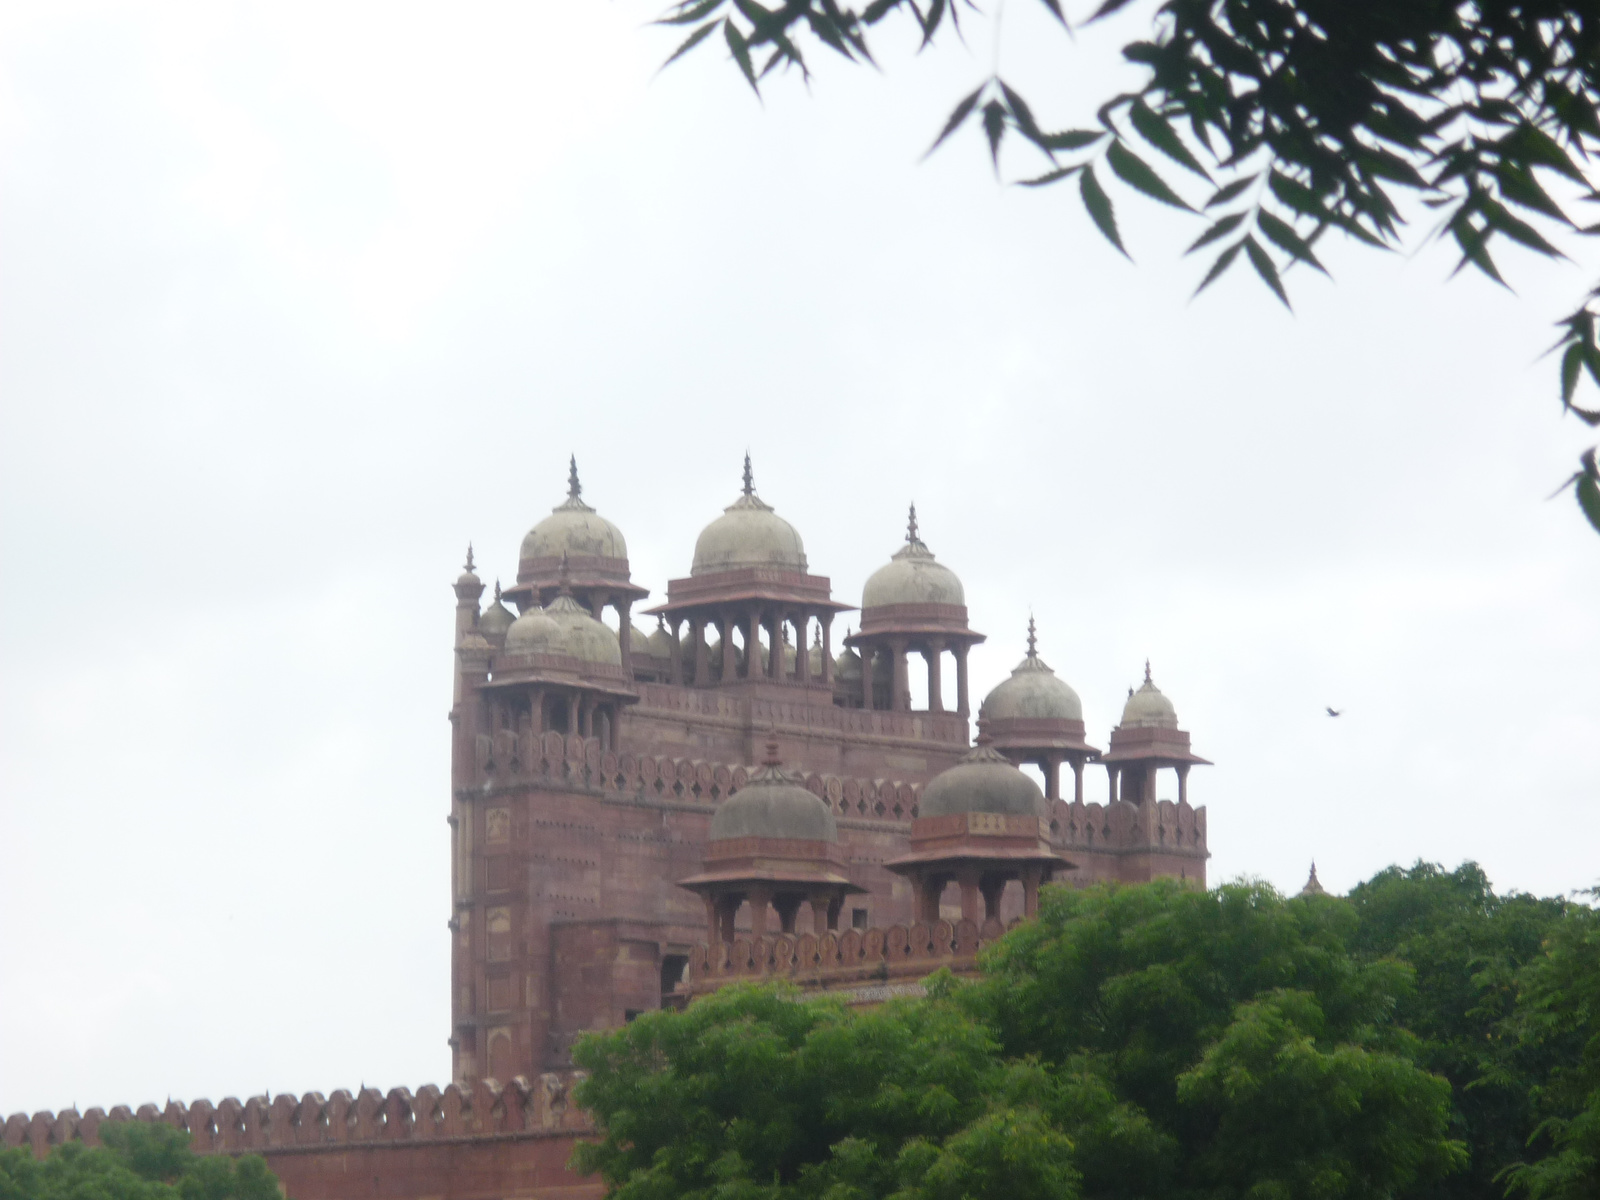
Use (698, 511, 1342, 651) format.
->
(472, 730, 925, 822)
(2, 1075, 592, 1162)
(676, 916, 1009, 1002)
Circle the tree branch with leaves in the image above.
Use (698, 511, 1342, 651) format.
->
(656, 0, 1600, 535)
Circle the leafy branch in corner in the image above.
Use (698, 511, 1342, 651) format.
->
(653, 0, 1600, 535)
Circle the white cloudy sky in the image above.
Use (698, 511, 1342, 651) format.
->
(2, 0, 1596, 1116)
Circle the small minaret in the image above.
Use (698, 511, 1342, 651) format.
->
(454, 544, 485, 641)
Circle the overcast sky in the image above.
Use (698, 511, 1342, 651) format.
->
(2, 1, 1596, 1118)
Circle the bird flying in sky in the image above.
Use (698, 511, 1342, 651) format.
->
(1326, 707, 1343, 717)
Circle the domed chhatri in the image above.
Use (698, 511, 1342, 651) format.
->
(978, 619, 1101, 804)
(521, 456, 628, 569)
(506, 458, 649, 678)
(847, 506, 984, 716)
(691, 454, 808, 576)
(680, 739, 863, 942)
(917, 741, 1049, 820)
(1102, 661, 1211, 807)
(648, 454, 850, 690)
(1120, 661, 1180, 729)
(861, 504, 965, 609)
(887, 730, 1074, 927)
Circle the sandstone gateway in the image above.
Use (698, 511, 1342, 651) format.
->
(6, 458, 1212, 1200)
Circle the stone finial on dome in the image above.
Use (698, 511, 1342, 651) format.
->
(1027, 614, 1037, 658)
(455, 543, 485, 597)
(742, 451, 754, 497)
(567, 454, 582, 501)
(906, 502, 918, 544)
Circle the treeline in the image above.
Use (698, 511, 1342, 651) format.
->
(574, 864, 1600, 1200)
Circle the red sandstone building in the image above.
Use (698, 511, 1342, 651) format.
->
(447, 457, 1208, 1083)
(7, 457, 1211, 1199)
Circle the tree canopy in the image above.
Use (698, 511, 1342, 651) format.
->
(653, 0, 1600, 535)
(0, 1123, 280, 1200)
(573, 867, 1598, 1200)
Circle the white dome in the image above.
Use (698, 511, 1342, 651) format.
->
(982, 655, 1082, 722)
(1120, 664, 1179, 729)
(862, 508, 964, 608)
(519, 459, 627, 563)
(478, 585, 516, 639)
(690, 457, 807, 576)
(919, 743, 1048, 819)
(504, 606, 563, 654)
(544, 593, 622, 666)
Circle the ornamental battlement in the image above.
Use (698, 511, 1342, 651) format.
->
(2, 1075, 593, 1162)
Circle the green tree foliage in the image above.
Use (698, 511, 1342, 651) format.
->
(574, 880, 1466, 1200)
(652, 0, 1600, 535)
(571, 983, 1079, 1200)
(0, 1123, 280, 1200)
(1346, 862, 1571, 1199)
(1503, 901, 1600, 1200)
(967, 879, 1465, 1198)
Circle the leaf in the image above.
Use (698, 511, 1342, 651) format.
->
(1577, 472, 1600, 535)
(1041, 130, 1106, 151)
(724, 20, 758, 92)
(1129, 100, 1209, 180)
(1193, 242, 1243, 296)
(1244, 236, 1292, 309)
(1000, 82, 1045, 147)
(657, 0, 725, 27)
(1106, 141, 1192, 210)
(1185, 212, 1245, 254)
(981, 98, 1007, 171)
(1483, 200, 1567, 259)
(1562, 343, 1584, 407)
(1019, 164, 1084, 187)
(1079, 167, 1128, 257)
(661, 20, 720, 67)
(925, 85, 985, 158)
(1206, 177, 1254, 209)
(1034, 0, 1068, 28)
(1258, 212, 1328, 274)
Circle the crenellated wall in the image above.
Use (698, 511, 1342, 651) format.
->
(471, 730, 927, 822)
(677, 915, 1009, 1004)
(3, 1077, 599, 1200)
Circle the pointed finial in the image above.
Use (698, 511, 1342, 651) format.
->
(557, 550, 572, 595)
(464, 543, 476, 573)
(813, 626, 822, 648)
(1144, 659, 1153, 685)
(494, 580, 503, 603)
(567, 455, 581, 500)
(906, 502, 919, 543)
(1026, 614, 1038, 658)
(762, 736, 781, 767)
(742, 452, 754, 496)
(656, 613, 665, 630)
